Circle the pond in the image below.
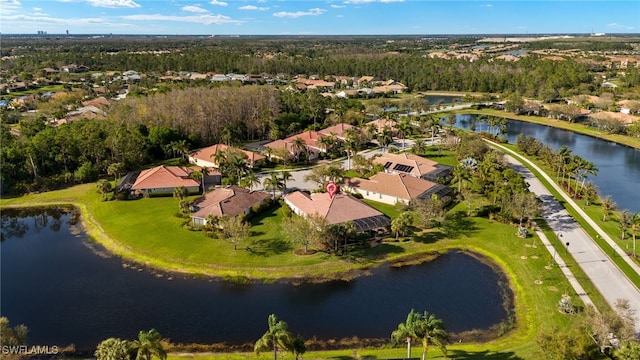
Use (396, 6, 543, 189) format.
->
(1, 208, 512, 351)
(452, 114, 640, 212)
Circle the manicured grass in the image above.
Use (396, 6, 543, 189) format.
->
(1, 180, 589, 358)
(459, 108, 640, 150)
(496, 143, 640, 288)
(362, 199, 402, 219)
(3, 84, 66, 98)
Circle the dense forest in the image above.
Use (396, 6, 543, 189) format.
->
(3, 36, 640, 96)
(2, 36, 639, 194)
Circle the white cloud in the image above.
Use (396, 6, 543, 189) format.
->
(210, 0, 228, 6)
(239, 5, 268, 11)
(379, 0, 404, 2)
(121, 13, 242, 25)
(481, 4, 493, 7)
(2, 13, 113, 26)
(0, 0, 22, 14)
(87, 0, 140, 8)
(33, 7, 41, 11)
(182, 5, 209, 13)
(273, 8, 326, 18)
(330, 4, 345, 8)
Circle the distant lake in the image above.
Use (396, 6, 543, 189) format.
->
(1, 207, 512, 351)
(452, 114, 640, 212)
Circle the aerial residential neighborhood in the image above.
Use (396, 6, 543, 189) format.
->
(2, 1, 640, 358)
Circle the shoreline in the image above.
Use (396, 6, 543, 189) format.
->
(456, 108, 640, 150)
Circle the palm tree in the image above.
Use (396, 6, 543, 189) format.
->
(279, 170, 293, 194)
(427, 115, 440, 146)
(452, 165, 472, 193)
(378, 125, 394, 152)
(240, 171, 260, 191)
(619, 210, 633, 240)
(391, 309, 421, 359)
(343, 135, 358, 170)
(601, 195, 617, 221)
(131, 329, 166, 360)
(254, 314, 292, 360)
(291, 137, 307, 163)
(391, 212, 413, 240)
(396, 117, 413, 150)
(411, 139, 427, 155)
(415, 311, 448, 360)
(582, 181, 599, 206)
(263, 173, 283, 199)
(170, 140, 189, 161)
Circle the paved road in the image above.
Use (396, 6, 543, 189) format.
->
(504, 153, 640, 332)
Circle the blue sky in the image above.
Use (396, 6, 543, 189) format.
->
(1, 0, 638, 35)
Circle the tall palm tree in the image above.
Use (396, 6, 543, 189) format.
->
(254, 314, 292, 360)
(452, 165, 472, 193)
(279, 170, 293, 194)
(263, 173, 283, 199)
(396, 117, 413, 150)
(240, 171, 260, 191)
(291, 137, 307, 163)
(378, 125, 394, 152)
(343, 135, 358, 170)
(411, 139, 427, 155)
(391, 310, 421, 359)
(415, 311, 448, 360)
(131, 329, 166, 360)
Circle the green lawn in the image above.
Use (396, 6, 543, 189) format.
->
(459, 108, 640, 150)
(1, 181, 590, 359)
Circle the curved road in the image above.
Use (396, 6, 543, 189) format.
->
(492, 143, 640, 332)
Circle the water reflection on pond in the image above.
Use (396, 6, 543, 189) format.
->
(1, 208, 512, 350)
(452, 114, 640, 212)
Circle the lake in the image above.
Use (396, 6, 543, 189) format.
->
(452, 114, 640, 212)
(1, 207, 511, 351)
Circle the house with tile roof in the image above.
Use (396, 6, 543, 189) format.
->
(366, 118, 397, 135)
(373, 152, 453, 182)
(344, 172, 452, 205)
(188, 144, 265, 168)
(263, 131, 323, 161)
(318, 123, 359, 140)
(131, 165, 200, 197)
(190, 185, 270, 227)
(283, 191, 390, 233)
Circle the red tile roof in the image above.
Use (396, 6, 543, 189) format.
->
(189, 144, 264, 166)
(345, 172, 439, 201)
(132, 165, 199, 190)
(319, 123, 358, 140)
(373, 153, 439, 178)
(191, 186, 269, 219)
(283, 191, 389, 231)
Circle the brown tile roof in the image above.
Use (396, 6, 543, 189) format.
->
(132, 165, 199, 190)
(373, 153, 439, 178)
(191, 186, 269, 219)
(189, 144, 264, 166)
(345, 172, 440, 201)
(319, 123, 358, 140)
(283, 191, 389, 232)
(81, 96, 111, 110)
(264, 131, 323, 154)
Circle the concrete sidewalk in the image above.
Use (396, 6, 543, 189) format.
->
(489, 142, 640, 331)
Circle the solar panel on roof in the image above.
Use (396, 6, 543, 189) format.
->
(393, 164, 414, 173)
(383, 161, 392, 169)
